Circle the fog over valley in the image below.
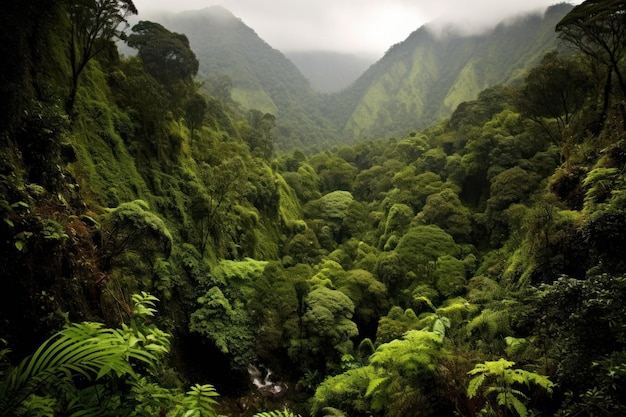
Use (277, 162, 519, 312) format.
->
(132, 0, 583, 56)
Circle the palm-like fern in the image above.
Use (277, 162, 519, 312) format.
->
(467, 358, 554, 417)
(366, 329, 445, 415)
(0, 292, 170, 416)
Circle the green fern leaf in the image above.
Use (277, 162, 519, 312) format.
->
(365, 377, 388, 397)
(467, 373, 485, 398)
(497, 392, 528, 417)
(252, 410, 299, 417)
(321, 407, 347, 417)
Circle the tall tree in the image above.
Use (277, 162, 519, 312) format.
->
(127, 21, 199, 86)
(185, 92, 208, 140)
(65, 0, 137, 113)
(127, 20, 199, 120)
(190, 158, 246, 257)
(515, 52, 590, 148)
(245, 110, 276, 160)
(556, 0, 626, 124)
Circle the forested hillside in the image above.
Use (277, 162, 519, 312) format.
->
(329, 3, 574, 140)
(150, 6, 340, 152)
(1, 1, 626, 417)
(137, 4, 574, 150)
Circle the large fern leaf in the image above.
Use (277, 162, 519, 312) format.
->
(365, 376, 388, 397)
(0, 321, 165, 415)
(252, 410, 299, 417)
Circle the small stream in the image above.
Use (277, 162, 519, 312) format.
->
(247, 364, 287, 396)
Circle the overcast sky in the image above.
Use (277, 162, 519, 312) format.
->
(132, 0, 581, 56)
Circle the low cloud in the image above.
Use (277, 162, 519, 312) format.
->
(132, 0, 581, 55)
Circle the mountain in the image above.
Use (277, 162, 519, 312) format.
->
(151, 6, 339, 151)
(328, 3, 574, 140)
(144, 4, 572, 148)
(284, 51, 377, 93)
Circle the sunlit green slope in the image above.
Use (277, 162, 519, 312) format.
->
(331, 3, 573, 140)
(153, 6, 339, 151)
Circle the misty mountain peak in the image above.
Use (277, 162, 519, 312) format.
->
(198, 5, 236, 20)
(171, 5, 241, 27)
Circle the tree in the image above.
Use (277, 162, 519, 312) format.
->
(189, 286, 255, 367)
(434, 255, 467, 298)
(487, 167, 539, 212)
(290, 287, 358, 372)
(467, 358, 554, 417)
(334, 269, 389, 337)
(381, 203, 413, 246)
(245, 110, 276, 160)
(66, 0, 137, 113)
(248, 263, 310, 360)
(127, 21, 199, 86)
(515, 52, 590, 148)
(127, 20, 199, 119)
(376, 306, 420, 344)
(556, 0, 626, 124)
(190, 158, 246, 257)
(536, 274, 626, 397)
(120, 67, 170, 139)
(317, 157, 358, 192)
(99, 200, 173, 270)
(185, 92, 208, 140)
(205, 73, 233, 103)
(417, 189, 472, 243)
(395, 225, 459, 282)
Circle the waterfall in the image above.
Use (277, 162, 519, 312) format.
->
(247, 364, 286, 395)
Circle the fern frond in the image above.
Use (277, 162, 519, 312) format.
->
(321, 407, 347, 417)
(516, 369, 554, 392)
(0, 320, 168, 416)
(182, 384, 220, 417)
(365, 377, 388, 397)
(14, 394, 56, 417)
(467, 373, 485, 398)
(252, 410, 299, 417)
(496, 392, 528, 417)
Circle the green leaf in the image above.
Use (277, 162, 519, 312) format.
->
(497, 392, 528, 417)
(467, 374, 485, 398)
(365, 377, 388, 397)
(14, 240, 26, 252)
(432, 319, 446, 338)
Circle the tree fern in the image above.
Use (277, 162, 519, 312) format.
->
(466, 308, 511, 342)
(179, 384, 220, 417)
(0, 293, 171, 416)
(467, 358, 554, 417)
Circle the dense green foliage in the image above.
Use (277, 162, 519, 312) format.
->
(155, 6, 340, 152)
(2, 0, 626, 416)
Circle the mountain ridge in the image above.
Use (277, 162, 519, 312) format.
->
(331, 3, 574, 140)
(143, 3, 573, 149)
(152, 6, 340, 151)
